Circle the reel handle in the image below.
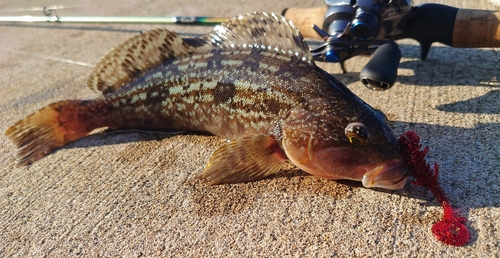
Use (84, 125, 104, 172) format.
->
(359, 41, 401, 91)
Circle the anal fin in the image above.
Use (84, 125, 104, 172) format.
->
(200, 135, 287, 184)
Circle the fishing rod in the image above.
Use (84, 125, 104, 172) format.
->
(0, 15, 228, 25)
(3, 3, 500, 90)
(0, 5, 229, 25)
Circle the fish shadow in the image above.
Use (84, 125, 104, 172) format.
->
(187, 120, 497, 245)
(65, 129, 186, 149)
(46, 120, 495, 245)
(61, 120, 499, 211)
(189, 118, 500, 202)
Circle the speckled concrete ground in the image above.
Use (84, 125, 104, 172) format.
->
(0, 0, 498, 256)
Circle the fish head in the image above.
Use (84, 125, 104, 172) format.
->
(280, 103, 408, 190)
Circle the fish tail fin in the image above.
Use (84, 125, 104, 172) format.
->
(4, 100, 97, 166)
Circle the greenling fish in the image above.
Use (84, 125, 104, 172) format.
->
(4, 13, 408, 190)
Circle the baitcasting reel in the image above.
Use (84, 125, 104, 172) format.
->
(299, 0, 413, 90)
(283, 1, 500, 90)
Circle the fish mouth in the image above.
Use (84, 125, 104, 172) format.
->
(361, 159, 409, 190)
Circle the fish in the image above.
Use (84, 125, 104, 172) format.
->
(4, 12, 408, 190)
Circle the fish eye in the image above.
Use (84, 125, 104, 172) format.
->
(345, 122, 370, 145)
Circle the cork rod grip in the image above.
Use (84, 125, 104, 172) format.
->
(282, 7, 326, 39)
(453, 9, 500, 47)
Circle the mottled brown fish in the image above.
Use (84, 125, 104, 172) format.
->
(4, 13, 408, 190)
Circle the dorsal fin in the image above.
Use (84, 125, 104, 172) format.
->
(87, 12, 313, 94)
(87, 28, 203, 93)
(201, 12, 313, 62)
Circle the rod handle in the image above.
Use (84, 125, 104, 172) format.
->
(453, 9, 500, 47)
(282, 7, 326, 39)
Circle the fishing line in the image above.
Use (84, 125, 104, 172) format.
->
(3, 48, 94, 67)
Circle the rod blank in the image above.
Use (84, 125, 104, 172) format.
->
(0, 15, 229, 25)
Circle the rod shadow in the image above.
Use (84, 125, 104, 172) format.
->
(434, 89, 500, 114)
(328, 44, 499, 115)
(3, 22, 498, 91)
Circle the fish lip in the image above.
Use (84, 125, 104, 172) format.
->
(361, 159, 408, 190)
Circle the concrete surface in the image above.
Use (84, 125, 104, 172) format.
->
(0, 0, 498, 256)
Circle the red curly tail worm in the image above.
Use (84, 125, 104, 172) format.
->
(398, 131, 470, 246)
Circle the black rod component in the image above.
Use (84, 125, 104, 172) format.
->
(394, 4, 458, 60)
(359, 41, 401, 91)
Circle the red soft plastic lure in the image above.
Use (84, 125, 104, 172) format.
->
(398, 131, 469, 246)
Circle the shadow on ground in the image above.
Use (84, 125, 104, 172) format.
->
(16, 119, 496, 207)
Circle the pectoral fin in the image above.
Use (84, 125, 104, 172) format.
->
(201, 135, 287, 184)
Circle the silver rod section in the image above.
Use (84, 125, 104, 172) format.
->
(0, 15, 229, 25)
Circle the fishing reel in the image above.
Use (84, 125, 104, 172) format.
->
(284, 1, 500, 90)
(308, 0, 413, 90)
